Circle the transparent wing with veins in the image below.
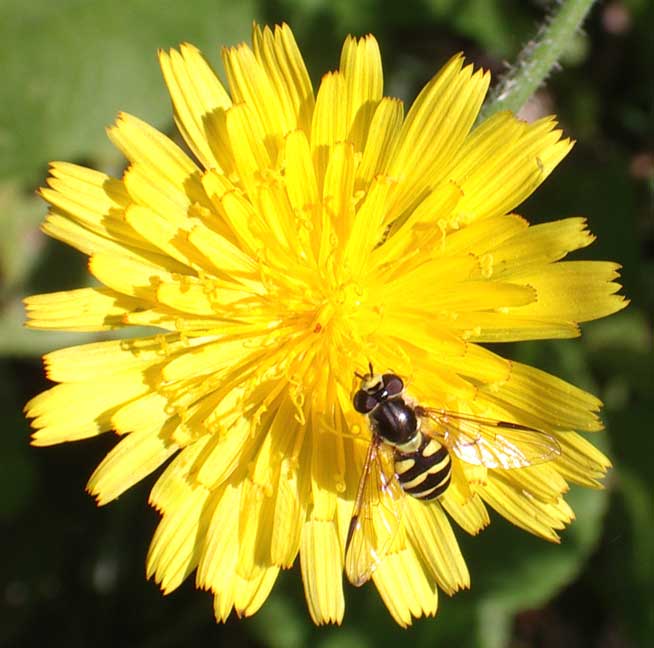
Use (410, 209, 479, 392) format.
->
(344, 436, 405, 587)
(416, 407, 560, 469)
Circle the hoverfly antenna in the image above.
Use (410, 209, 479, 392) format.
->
(354, 361, 375, 381)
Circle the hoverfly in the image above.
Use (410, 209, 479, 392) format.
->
(344, 364, 561, 586)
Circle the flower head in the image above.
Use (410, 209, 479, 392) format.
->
(25, 23, 627, 626)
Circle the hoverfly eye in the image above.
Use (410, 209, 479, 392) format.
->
(382, 373, 404, 396)
(353, 390, 377, 414)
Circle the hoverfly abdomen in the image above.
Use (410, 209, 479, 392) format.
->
(394, 436, 451, 500)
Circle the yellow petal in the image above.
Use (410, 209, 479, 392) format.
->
(451, 310, 582, 341)
(376, 249, 481, 302)
(24, 287, 140, 331)
(372, 178, 464, 267)
(155, 279, 248, 317)
(42, 161, 129, 210)
(234, 565, 280, 617)
(497, 463, 569, 504)
(339, 34, 383, 151)
(489, 217, 595, 275)
(161, 338, 257, 383)
(377, 319, 467, 363)
(342, 175, 394, 277)
(40, 176, 190, 265)
(439, 213, 529, 256)
(405, 499, 470, 595)
(187, 411, 246, 482)
(223, 39, 293, 148)
(271, 456, 308, 566)
(507, 261, 628, 323)
(284, 129, 320, 229)
(403, 279, 537, 313)
(113, 392, 172, 435)
(124, 204, 208, 270)
(308, 428, 345, 520)
(237, 477, 276, 578)
(440, 491, 490, 536)
(372, 546, 439, 627)
(41, 213, 126, 260)
(108, 113, 205, 221)
(159, 43, 233, 172)
(200, 170, 261, 257)
(43, 334, 182, 382)
(481, 474, 573, 541)
(356, 97, 403, 187)
(89, 252, 186, 301)
(254, 179, 305, 261)
(451, 347, 605, 432)
(322, 140, 356, 250)
(26, 375, 149, 445)
(311, 71, 346, 181)
(149, 437, 212, 512)
(300, 520, 344, 624)
(187, 220, 258, 278)
(87, 424, 178, 504)
(554, 431, 612, 487)
(252, 23, 315, 136)
(224, 102, 272, 200)
(385, 55, 490, 224)
(213, 587, 236, 623)
(39, 162, 151, 251)
(147, 484, 212, 593)
(197, 482, 240, 593)
(266, 399, 309, 567)
(448, 113, 573, 225)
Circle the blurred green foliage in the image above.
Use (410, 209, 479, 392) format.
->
(1, 0, 652, 646)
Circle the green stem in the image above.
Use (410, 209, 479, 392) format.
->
(478, 0, 598, 121)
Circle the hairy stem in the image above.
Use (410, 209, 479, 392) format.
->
(479, 0, 598, 121)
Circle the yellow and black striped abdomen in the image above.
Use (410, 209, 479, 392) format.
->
(394, 434, 451, 500)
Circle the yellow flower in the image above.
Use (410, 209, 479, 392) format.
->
(25, 23, 627, 627)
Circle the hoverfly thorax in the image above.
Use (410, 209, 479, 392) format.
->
(353, 371, 418, 446)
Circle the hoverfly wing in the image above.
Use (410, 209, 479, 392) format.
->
(345, 436, 405, 587)
(418, 408, 560, 470)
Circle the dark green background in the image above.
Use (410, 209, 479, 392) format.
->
(1, 1, 651, 646)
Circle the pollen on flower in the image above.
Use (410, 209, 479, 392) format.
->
(172, 319, 191, 343)
(290, 390, 306, 425)
(155, 333, 171, 355)
(480, 253, 494, 278)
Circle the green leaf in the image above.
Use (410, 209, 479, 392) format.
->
(466, 482, 611, 648)
(0, 0, 257, 185)
(0, 181, 46, 293)
(449, 0, 520, 56)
